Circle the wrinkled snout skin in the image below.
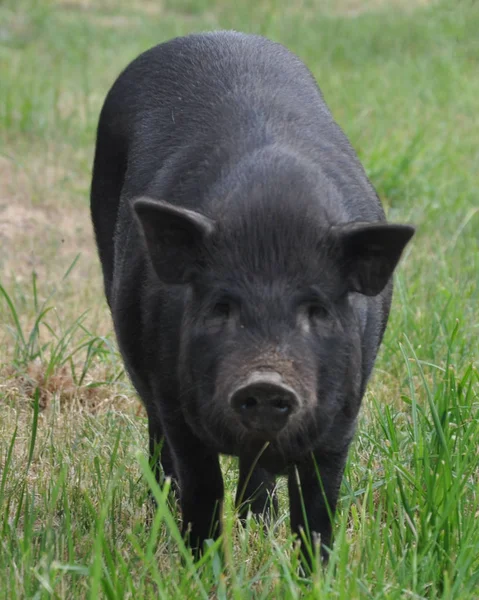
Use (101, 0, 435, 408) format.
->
(90, 31, 414, 567)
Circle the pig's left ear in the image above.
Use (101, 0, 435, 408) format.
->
(133, 197, 215, 284)
(333, 222, 415, 296)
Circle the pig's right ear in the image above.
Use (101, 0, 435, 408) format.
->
(133, 197, 215, 284)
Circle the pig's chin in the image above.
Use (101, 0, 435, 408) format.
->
(186, 396, 333, 470)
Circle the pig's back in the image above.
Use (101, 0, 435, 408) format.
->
(106, 31, 381, 217)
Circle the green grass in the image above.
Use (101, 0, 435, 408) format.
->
(1, 0, 478, 597)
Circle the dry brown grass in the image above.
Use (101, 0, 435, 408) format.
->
(0, 137, 132, 441)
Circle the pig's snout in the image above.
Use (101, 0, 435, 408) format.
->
(229, 371, 299, 438)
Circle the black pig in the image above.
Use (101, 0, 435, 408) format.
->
(90, 31, 414, 564)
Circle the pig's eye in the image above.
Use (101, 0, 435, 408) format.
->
(306, 303, 328, 322)
(297, 300, 329, 332)
(211, 301, 232, 319)
(206, 297, 238, 327)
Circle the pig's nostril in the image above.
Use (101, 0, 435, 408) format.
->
(272, 397, 291, 414)
(241, 396, 258, 411)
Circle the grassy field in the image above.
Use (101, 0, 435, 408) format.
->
(1, 0, 478, 597)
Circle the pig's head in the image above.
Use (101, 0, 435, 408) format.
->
(134, 194, 414, 465)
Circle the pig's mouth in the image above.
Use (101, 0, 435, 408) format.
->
(187, 388, 328, 472)
(182, 358, 321, 462)
(184, 368, 317, 459)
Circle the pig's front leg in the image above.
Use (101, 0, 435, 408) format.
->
(146, 405, 177, 487)
(235, 454, 278, 523)
(167, 426, 224, 557)
(288, 449, 347, 567)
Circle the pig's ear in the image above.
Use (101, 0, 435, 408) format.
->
(333, 222, 415, 296)
(133, 197, 215, 284)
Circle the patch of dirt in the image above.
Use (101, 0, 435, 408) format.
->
(0, 198, 97, 297)
(0, 147, 113, 348)
(0, 200, 93, 254)
(0, 203, 49, 242)
(0, 153, 96, 282)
